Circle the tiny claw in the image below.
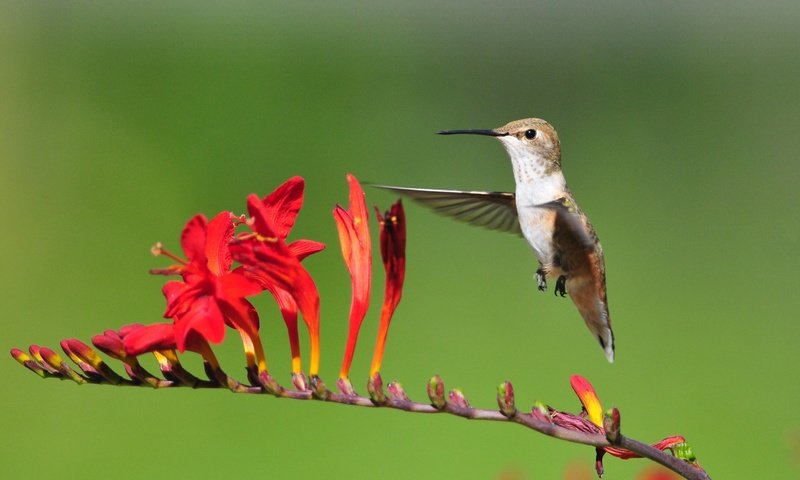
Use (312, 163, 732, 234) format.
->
(535, 268, 547, 292)
(555, 275, 567, 297)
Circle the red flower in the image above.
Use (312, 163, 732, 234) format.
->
(370, 200, 406, 376)
(155, 212, 263, 355)
(334, 174, 372, 381)
(230, 177, 325, 377)
(556, 375, 689, 477)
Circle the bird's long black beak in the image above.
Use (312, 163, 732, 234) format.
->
(437, 129, 507, 137)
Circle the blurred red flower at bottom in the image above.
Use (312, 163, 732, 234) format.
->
(636, 466, 679, 480)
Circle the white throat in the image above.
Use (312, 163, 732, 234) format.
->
(499, 140, 567, 205)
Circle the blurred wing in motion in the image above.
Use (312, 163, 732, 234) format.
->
(370, 184, 521, 235)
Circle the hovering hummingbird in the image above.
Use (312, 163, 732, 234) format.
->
(373, 118, 615, 362)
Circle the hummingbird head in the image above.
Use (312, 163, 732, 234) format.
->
(439, 118, 563, 179)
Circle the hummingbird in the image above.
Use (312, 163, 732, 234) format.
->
(373, 118, 615, 362)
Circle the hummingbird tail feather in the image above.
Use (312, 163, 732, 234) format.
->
(599, 327, 615, 363)
(567, 280, 615, 363)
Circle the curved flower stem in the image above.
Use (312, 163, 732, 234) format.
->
(617, 436, 708, 479)
(108, 376, 710, 479)
(13, 346, 710, 480)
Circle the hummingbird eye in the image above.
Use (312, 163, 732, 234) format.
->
(524, 129, 537, 139)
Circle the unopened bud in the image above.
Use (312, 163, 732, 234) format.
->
(60, 339, 100, 374)
(258, 371, 284, 396)
(10, 348, 46, 377)
(292, 372, 308, 392)
(10, 348, 28, 363)
(367, 373, 386, 405)
(38, 347, 63, 370)
(497, 381, 517, 417)
(427, 375, 446, 410)
(531, 401, 551, 423)
(39, 347, 85, 384)
(91, 333, 125, 359)
(448, 388, 470, 409)
(671, 442, 698, 464)
(604, 407, 621, 444)
(309, 375, 330, 400)
(337, 377, 356, 396)
(387, 381, 409, 402)
(28, 345, 57, 374)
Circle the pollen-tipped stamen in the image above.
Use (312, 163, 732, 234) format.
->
(150, 242, 188, 265)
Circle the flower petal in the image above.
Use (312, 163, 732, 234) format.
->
(604, 435, 687, 460)
(370, 200, 406, 376)
(122, 323, 177, 356)
(180, 214, 208, 262)
(173, 296, 226, 351)
(346, 174, 370, 242)
(260, 176, 305, 239)
(570, 375, 604, 428)
(246, 193, 278, 238)
(288, 239, 326, 261)
(204, 211, 235, 276)
(218, 296, 260, 334)
(220, 267, 264, 298)
(334, 194, 372, 379)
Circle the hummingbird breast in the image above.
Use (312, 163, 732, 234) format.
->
(518, 206, 561, 275)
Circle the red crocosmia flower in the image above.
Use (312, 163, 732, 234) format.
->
(635, 466, 680, 480)
(334, 174, 372, 381)
(559, 375, 689, 477)
(230, 177, 325, 377)
(369, 200, 406, 377)
(154, 212, 265, 369)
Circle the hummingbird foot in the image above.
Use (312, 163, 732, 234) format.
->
(554, 275, 567, 297)
(535, 268, 547, 292)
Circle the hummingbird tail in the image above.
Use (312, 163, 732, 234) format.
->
(600, 328, 615, 363)
(567, 282, 615, 363)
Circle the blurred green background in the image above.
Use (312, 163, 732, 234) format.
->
(2, 1, 798, 478)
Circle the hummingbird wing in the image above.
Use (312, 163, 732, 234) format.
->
(539, 197, 615, 363)
(370, 184, 521, 235)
